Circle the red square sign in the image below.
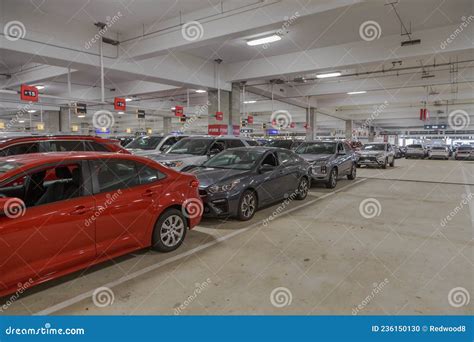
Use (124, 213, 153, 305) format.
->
(20, 85, 39, 102)
(175, 106, 184, 117)
(216, 112, 223, 121)
(248, 115, 254, 124)
(114, 97, 126, 111)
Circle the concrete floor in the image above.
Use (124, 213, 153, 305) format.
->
(1, 158, 473, 316)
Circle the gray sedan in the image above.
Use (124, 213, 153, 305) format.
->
(295, 141, 357, 188)
(187, 147, 311, 221)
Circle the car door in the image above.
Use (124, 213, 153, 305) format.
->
(0, 161, 96, 292)
(255, 152, 287, 204)
(275, 150, 301, 195)
(336, 143, 352, 175)
(91, 158, 165, 257)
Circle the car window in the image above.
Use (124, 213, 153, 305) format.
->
(209, 141, 226, 153)
(159, 137, 179, 152)
(225, 139, 245, 148)
(277, 150, 296, 165)
(0, 163, 84, 208)
(337, 143, 345, 154)
(2, 142, 40, 156)
(343, 143, 352, 153)
(86, 141, 110, 152)
(93, 160, 140, 193)
(261, 153, 278, 167)
(49, 140, 85, 152)
(138, 164, 166, 184)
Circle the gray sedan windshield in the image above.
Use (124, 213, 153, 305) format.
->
(203, 150, 264, 170)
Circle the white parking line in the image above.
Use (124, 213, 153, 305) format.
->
(35, 178, 367, 316)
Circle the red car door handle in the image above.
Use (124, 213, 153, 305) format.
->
(142, 189, 156, 197)
(69, 206, 88, 215)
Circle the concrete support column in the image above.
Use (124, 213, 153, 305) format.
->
(44, 110, 60, 132)
(345, 120, 353, 140)
(305, 108, 317, 140)
(59, 106, 70, 132)
(368, 126, 375, 142)
(163, 117, 172, 134)
(208, 82, 241, 136)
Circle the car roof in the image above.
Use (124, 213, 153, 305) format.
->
(225, 146, 289, 152)
(0, 152, 154, 181)
(0, 135, 111, 145)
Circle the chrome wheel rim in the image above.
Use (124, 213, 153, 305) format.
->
(160, 215, 185, 247)
(298, 179, 308, 197)
(241, 193, 256, 218)
(351, 165, 356, 178)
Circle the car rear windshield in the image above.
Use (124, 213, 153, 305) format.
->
(202, 149, 264, 170)
(408, 144, 423, 148)
(126, 136, 163, 150)
(295, 142, 336, 154)
(267, 140, 293, 149)
(362, 144, 385, 151)
(168, 138, 213, 155)
(0, 160, 22, 174)
(432, 147, 447, 151)
(458, 146, 472, 151)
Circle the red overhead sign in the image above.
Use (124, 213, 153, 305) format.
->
(247, 115, 253, 124)
(290, 122, 295, 128)
(175, 106, 184, 117)
(20, 85, 38, 102)
(114, 97, 126, 111)
(216, 111, 223, 121)
(208, 124, 228, 136)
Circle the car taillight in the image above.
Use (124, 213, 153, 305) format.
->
(190, 179, 199, 188)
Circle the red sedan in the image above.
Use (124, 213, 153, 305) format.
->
(0, 152, 202, 297)
(0, 135, 129, 156)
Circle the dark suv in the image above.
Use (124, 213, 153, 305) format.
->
(0, 135, 129, 156)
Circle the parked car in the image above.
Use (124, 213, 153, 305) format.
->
(405, 144, 428, 159)
(0, 152, 201, 297)
(266, 139, 302, 150)
(454, 145, 473, 160)
(357, 143, 396, 168)
(112, 135, 134, 147)
(126, 134, 187, 156)
(392, 145, 404, 159)
(429, 146, 450, 160)
(295, 140, 357, 188)
(150, 136, 250, 171)
(0, 135, 128, 156)
(188, 147, 310, 220)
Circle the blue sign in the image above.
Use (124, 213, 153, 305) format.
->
(95, 129, 110, 134)
(266, 129, 279, 135)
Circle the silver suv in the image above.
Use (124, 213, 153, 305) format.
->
(295, 140, 357, 188)
(126, 134, 188, 156)
(357, 143, 395, 169)
(405, 144, 428, 159)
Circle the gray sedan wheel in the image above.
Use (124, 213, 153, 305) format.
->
(295, 177, 309, 200)
(237, 190, 257, 221)
(326, 168, 337, 189)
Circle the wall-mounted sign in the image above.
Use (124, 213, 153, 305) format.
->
(232, 125, 240, 136)
(36, 122, 45, 131)
(146, 128, 152, 134)
(114, 97, 126, 111)
(216, 111, 224, 121)
(208, 124, 228, 136)
(71, 125, 79, 132)
(74, 102, 87, 116)
(0, 121, 4, 129)
(20, 85, 39, 102)
(175, 106, 184, 117)
(247, 115, 254, 124)
(424, 124, 446, 130)
(240, 118, 247, 127)
(240, 128, 254, 134)
(179, 116, 187, 123)
(137, 109, 145, 119)
(96, 128, 110, 134)
(126, 128, 132, 134)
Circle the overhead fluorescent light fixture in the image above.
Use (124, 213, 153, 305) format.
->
(77, 115, 86, 118)
(34, 85, 45, 90)
(316, 72, 341, 79)
(27, 110, 36, 113)
(195, 89, 207, 93)
(244, 100, 257, 104)
(347, 91, 367, 95)
(18, 120, 25, 123)
(247, 34, 281, 46)
(118, 111, 124, 115)
(171, 107, 176, 110)
(125, 98, 133, 102)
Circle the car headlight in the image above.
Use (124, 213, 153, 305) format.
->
(208, 179, 241, 194)
(376, 153, 385, 159)
(160, 160, 184, 168)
